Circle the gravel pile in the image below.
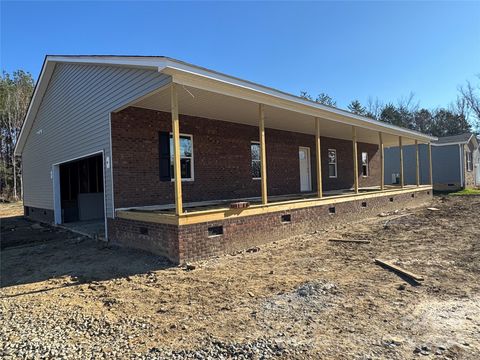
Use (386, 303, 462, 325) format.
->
(1, 299, 309, 359)
(146, 338, 310, 359)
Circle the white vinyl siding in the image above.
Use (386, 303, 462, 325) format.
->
(22, 62, 171, 218)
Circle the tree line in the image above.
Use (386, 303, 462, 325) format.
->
(301, 76, 480, 137)
(0, 69, 479, 200)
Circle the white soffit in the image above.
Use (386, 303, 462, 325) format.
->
(133, 85, 412, 146)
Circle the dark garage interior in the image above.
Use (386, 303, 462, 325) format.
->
(59, 154, 104, 224)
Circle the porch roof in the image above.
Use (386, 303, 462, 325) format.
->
(15, 55, 436, 156)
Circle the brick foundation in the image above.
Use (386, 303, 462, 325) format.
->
(108, 189, 432, 264)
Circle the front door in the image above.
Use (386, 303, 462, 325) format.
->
(299, 147, 312, 192)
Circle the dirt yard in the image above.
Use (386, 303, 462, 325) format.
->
(1, 196, 479, 359)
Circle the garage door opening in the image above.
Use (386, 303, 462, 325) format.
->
(55, 153, 105, 239)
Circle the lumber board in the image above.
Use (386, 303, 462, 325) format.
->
(329, 239, 370, 244)
(375, 258, 424, 282)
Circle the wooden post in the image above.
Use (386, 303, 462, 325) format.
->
(171, 83, 183, 215)
(415, 140, 420, 187)
(259, 104, 268, 205)
(399, 136, 404, 188)
(315, 117, 323, 198)
(379, 132, 384, 191)
(352, 126, 359, 194)
(428, 142, 433, 186)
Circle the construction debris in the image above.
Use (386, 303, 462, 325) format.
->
(374, 259, 424, 282)
(427, 207, 440, 211)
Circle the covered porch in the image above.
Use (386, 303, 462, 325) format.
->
(111, 74, 434, 225)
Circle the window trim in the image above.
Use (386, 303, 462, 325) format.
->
(466, 151, 473, 172)
(170, 133, 194, 182)
(328, 148, 337, 178)
(251, 141, 261, 180)
(361, 151, 369, 177)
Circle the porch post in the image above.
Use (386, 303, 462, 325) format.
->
(171, 83, 183, 215)
(428, 142, 433, 186)
(399, 136, 404, 188)
(315, 117, 323, 198)
(259, 104, 268, 205)
(352, 126, 359, 194)
(379, 132, 384, 191)
(415, 140, 420, 187)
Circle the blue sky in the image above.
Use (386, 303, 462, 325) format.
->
(1, 1, 479, 111)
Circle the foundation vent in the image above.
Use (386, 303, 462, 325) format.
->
(208, 226, 223, 237)
(361, 202, 367, 208)
(328, 206, 336, 214)
(281, 214, 291, 223)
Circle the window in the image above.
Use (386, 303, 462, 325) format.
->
(466, 151, 473, 172)
(170, 134, 193, 180)
(251, 142, 261, 179)
(328, 149, 337, 178)
(361, 152, 369, 177)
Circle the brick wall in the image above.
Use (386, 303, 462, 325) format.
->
(108, 189, 432, 263)
(107, 218, 179, 261)
(111, 107, 381, 208)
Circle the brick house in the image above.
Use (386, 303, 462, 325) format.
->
(15, 56, 436, 263)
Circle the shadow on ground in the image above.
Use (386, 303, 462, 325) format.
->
(1, 216, 173, 291)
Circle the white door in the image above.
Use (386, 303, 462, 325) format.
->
(299, 147, 312, 192)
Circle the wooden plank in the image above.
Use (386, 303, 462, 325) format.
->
(315, 117, 323, 198)
(329, 239, 370, 244)
(399, 136, 404, 188)
(375, 258, 424, 282)
(379, 132, 384, 191)
(415, 140, 420, 187)
(171, 83, 183, 215)
(352, 126, 359, 194)
(259, 103, 268, 205)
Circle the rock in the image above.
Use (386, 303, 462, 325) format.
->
(184, 263, 196, 271)
(246, 246, 260, 253)
(397, 283, 406, 290)
(379, 212, 388, 217)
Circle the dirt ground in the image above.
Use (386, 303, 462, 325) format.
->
(1, 196, 479, 359)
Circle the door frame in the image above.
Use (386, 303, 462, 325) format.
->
(51, 150, 107, 239)
(299, 146, 312, 192)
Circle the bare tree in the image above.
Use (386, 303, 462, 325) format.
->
(459, 76, 480, 132)
(366, 97, 383, 120)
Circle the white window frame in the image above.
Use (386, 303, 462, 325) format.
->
(251, 141, 261, 180)
(170, 133, 194, 182)
(328, 148, 337, 178)
(466, 151, 473, 172)
(361, 151, 369, 177)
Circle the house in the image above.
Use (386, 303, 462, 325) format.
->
(384, 133, 480, 191)
(15, 56, 436, 263)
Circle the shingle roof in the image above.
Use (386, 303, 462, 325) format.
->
(434, 133, 473, 144)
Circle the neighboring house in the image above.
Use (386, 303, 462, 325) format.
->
(385, 133, 479, 191)
(15, 56, 435, 263)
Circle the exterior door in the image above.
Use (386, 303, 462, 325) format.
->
(299, 147, 312, 192)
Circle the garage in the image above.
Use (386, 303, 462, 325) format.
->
(56, 153, 105, 238)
